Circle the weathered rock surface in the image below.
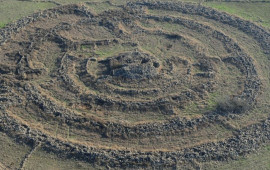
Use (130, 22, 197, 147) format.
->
(0, 1, 269, 169)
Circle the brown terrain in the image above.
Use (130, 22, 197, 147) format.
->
(0, 1, 270, 169)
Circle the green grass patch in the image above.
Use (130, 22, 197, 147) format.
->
(182, 92, 218, 116)
(204, 143, 270, 170)
(204, 2, 270, 28)
(0, 0, 56, 27)
(51, 0, 94, 4)
(25, 147, 96, 170)
(0, 132, 31, 169)
(206, 92, 219, 110)
(0, 22, 6, 28)
(81, 44, 93, 50)
(86, 2, 120, 14)
(94, 44, 135, 58)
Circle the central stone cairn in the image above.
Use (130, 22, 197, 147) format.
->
(107, 51, 160, 80)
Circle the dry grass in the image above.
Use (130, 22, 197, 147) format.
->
(1, 1, 270, 169)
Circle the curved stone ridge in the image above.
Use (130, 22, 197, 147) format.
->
(0, 1, 269, 169)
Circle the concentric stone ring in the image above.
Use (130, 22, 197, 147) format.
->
(0, 1, 269, 169)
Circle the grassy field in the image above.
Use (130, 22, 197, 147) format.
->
(0, 132, 31, 169)
(203, 144, 270, 170)
(0, 0, 56, 28)
(204, 2, 270, 28)
(0, 132, 99, 170)
(1, 0, 270, 29)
